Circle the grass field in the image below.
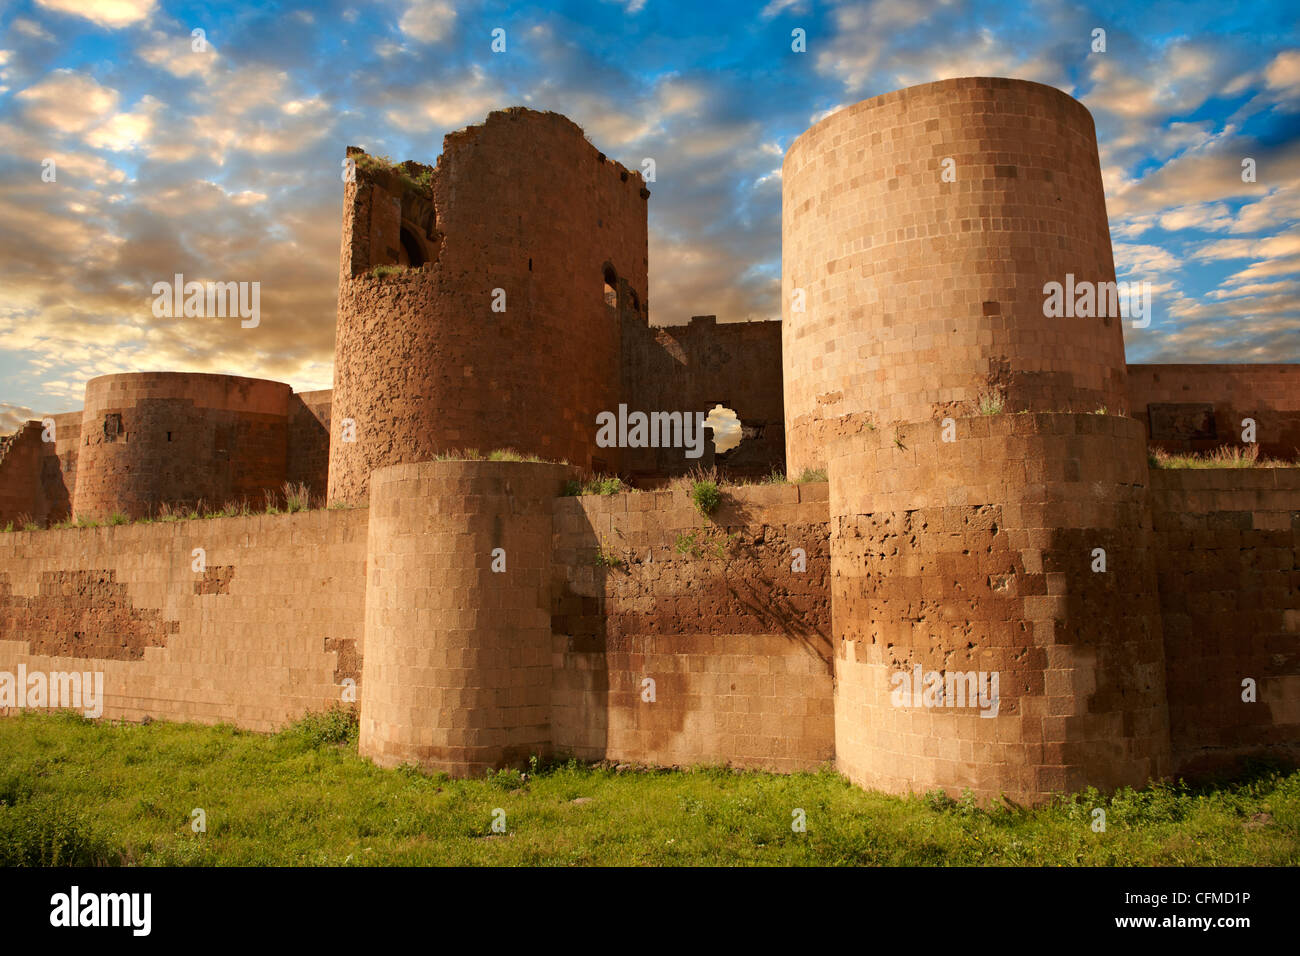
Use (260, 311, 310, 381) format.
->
(1, 709, 1296, 866)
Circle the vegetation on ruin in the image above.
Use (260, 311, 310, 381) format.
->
(592, 534, 622, 568)
(2, 512, 40, 532)
(1148, 445, 1300, 469)
(689, 479, 721, 516)
(977, 392, 1005, 416)
(367, 264, 410, 279)
(431, 448, 559, 465)
(673, 526, 740, 560)
(756, 467, 827, 485)
(563, 476, 625, 496)
(18, 482, 328, 532)
(353, 153, 434, 194)
(1, 710, 1296, 867)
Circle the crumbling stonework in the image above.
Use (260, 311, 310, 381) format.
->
(0, 569, 179, 661)
(329, 109, 649, 504)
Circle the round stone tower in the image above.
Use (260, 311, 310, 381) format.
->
(790, 78, 1170, 804)
(73, 372, 290, 519)
(782, 77, 1128, 475)
(358, 458, 575, 775)
(328, 108, 649, 505)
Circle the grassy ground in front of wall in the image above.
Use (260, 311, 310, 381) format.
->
(0, 710, 1295, 866)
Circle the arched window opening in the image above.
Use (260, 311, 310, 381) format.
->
(603, 266, 618, 309)
(399, 226, 426, 268)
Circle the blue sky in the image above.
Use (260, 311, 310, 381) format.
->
(0, 0, 1297, 426)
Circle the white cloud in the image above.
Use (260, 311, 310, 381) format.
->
(1220, 256, 1300, 286)
(399, 0, 458, 44)
(1264, 50, 1300, 94)
(11, 18, 55, 42)
(760, 0, 805, 17)
(138, 30, 220, 79)
(1112, 242, 1182, 276)
(1192, 233, 1300, 261)
(705, 404, 742, 452)
(35, 0, 157, 29)
(1155, 202, 1234, 233)
(84, 95, 163, 151)
(383, 66, 504, 131)
(1208, 279, 1299, 300)
(657, 77, 705, 117)
(16, 70, 119, 134)
(0, 403, 37, 433)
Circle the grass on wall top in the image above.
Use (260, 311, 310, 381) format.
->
(1148, 445, 1300, 469)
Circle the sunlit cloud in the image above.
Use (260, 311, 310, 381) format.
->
(0, 0, 1295, 421)
(35, 0, 158, 29)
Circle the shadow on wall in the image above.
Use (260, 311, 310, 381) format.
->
(550, 487, 832, 764)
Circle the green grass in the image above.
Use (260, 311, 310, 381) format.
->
(18, 483, 329, 534)
(353, 153, 434, 193)
(433, 448, 561, 465)
(564, 475, 625, 496)
(1149, 445, 1299, 469)
(486, 448, 546, 463)
(0, 711, 1296, 866)
(689, 479, 721, 516)
(749, 468, 826, 486)
(674, 526, 738, 560)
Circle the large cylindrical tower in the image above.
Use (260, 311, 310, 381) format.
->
(73, 372, 290, 518)
(782, 77, 1127, 474)
(796, 78, 1171, 804)
(358, 459, 574, 775)
(328, 108, 649, 505)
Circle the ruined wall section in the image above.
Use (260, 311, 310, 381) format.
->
(0, 509, 367, 729)
(44, 410, 80, 523)
(783, 77, 1128, 474)
(550, 483, 834, 771)
(0, 410, 81, 527)
(621, 315, 785, 481)
(1126, 364, 1300, 460)
(0, 421, 48, 527)
(286, 389, 332, 501)
(72, 373, 291, 519)
(330, 109, 649, 504)
(1149, 468, 1300, 773)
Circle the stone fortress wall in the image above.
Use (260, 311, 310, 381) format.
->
(0, 83, 1297, 804)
